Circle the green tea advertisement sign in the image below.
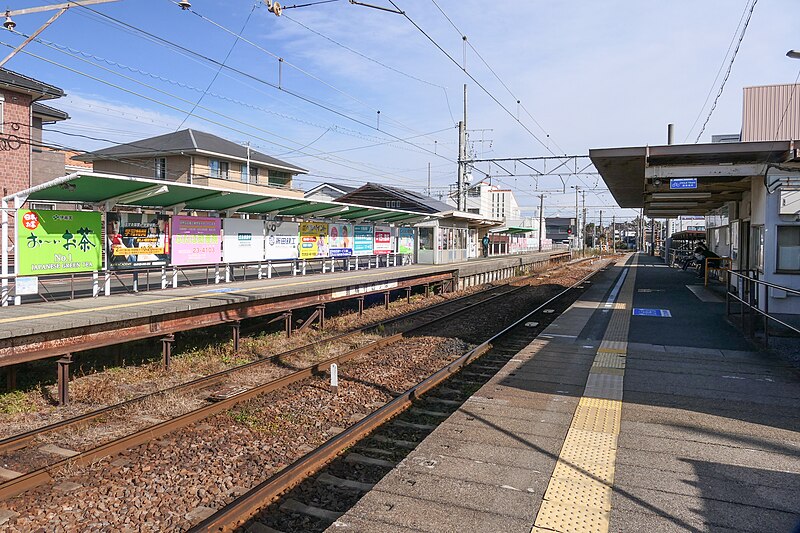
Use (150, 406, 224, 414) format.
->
(17, 209, 102, 275)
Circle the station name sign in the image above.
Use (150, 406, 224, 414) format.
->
(669, 178, 697, 190)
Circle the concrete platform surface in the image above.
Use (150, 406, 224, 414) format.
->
(329, 253, 800, 533)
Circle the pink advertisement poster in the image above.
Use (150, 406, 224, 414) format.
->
(170, 216, 222, 266)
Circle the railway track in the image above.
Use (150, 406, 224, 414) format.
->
(188, 263, 604, 532)
(0, 259, 585, 505)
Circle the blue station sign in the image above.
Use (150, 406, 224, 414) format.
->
(669, 178, 697, 190)
(632, 308, 672, 317)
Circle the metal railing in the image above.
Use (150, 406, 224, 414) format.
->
(726, 269, 800, 347)
(2, 253, 412, 306)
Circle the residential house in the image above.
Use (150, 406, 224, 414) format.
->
(304, 182, 358, 202)
(0, 68, 68, 195)
(75, 129, 308, 198)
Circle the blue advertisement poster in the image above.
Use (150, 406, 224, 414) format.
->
(397, 227, 415, 254)
(329, 223, 353, 257)
(353, 224, 374, 256)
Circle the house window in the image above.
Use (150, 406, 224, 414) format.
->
(0, 93, 4, 134)
(268, 170, 288, 186)
(250, 166, 259, 183)
(751, 225, 764, 273)
(385, 200, 400, 208)
(241, 163, 249, 183)
(155, 157, 167, 180)
(209, 159, 220, 178)
(776, 226, 800, 272)
(220, 161, 229, 179)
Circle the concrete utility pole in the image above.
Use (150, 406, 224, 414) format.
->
(581, 191, 586, 251)
(427, 163, 431, 197)
(456, 84, 468, 211)
(612, 214, 616, 253)
(573, 186, 580, 249)
(599, 210, 603, 250)
(538, 194, 545, 252)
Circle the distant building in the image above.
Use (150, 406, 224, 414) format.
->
(337, 182, 453, 214)
(304, 182, 358, 202)
(452, 181, 522, 224)
(0, 68, 68, 195)
(545, 217, 575, 244)
(75, 129, 307, 197)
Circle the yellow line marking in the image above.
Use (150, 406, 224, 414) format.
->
(0, 266, 430, 325)
(532, 255, 637, 533)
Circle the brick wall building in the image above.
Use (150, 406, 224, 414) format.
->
(0, 69, 65, 196)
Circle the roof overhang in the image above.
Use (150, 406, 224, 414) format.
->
(590, 140, 800, 216)
(3, 172, 439, 225)
(489, 225, 538, 234)
(437, 210, 505, 228)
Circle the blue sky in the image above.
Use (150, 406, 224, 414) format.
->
(4, 0, 798, 221)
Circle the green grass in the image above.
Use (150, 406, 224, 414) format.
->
(0, 390, 36, 414)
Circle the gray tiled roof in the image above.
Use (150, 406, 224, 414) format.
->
(337, 182, 454, 214)
(32, 102, 69, 121)
(0, 68, 64, 100)
(76, 129, 307, 173)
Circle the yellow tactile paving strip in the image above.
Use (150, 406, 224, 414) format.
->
(533, 255, 637, 533)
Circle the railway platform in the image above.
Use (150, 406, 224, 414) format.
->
(329, 253, 800, 532)
(0, 251, 567, 398)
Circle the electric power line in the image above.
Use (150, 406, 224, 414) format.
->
(694, 0, 758, 143)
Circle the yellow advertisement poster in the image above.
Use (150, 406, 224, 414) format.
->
(299, 222, 328, 259)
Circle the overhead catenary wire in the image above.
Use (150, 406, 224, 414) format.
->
(174, 2, 257, 131)
(4, 36, 457, 188)
(174, 0, 439, 140)
(37, 37, 427, 147)
(404, 0, 597, 195)
(427, 0, 567, 155)
(694, 0, 758, 143)
(67, 0, 453, 155)
(683, 0, 753, 143)
(282, 13, 457, 124)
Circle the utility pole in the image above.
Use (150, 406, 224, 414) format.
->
(612, 214, 616, 253)
(538, 194, 545, 252)
(573, 186, 580, 250)
(599, 210, 603, 250)
(427, 163, 431, 197)
(581, 191, 586, 251)
(456, 84, 468, 211)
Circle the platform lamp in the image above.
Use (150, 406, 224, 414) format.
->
(787, 50, 800, 59)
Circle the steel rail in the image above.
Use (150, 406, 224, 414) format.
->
(0, 275, 536, 501)
(189, 264, 602, 532)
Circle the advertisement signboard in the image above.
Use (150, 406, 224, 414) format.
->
(374, 225, 392, 255)
(265, 221, 300, 260)
(108, 213, 170, 270)
(16, 209, 102, 275)
(353, 224, 374, 256)
(171, 216, 222, 266)
(328, 223, 353, 257)
(222, 218, 265, 263)
(397, 227, 414, 254)
(299, 222, 329, 259)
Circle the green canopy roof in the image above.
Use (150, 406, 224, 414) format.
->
(6, 172, 437, 225)
(489, 226, 538, 234)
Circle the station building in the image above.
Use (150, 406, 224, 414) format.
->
(591, 83, 800, 317)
